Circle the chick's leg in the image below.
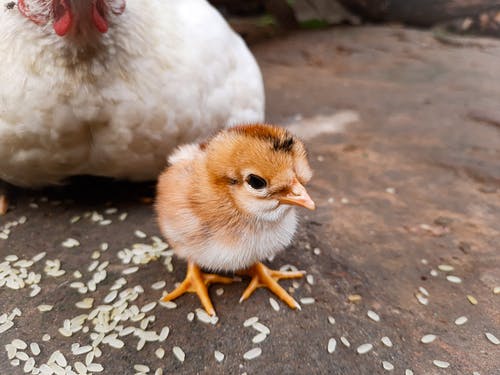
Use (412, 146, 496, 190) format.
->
(161, 262, 234, 316)
(239, 262, 304, 310)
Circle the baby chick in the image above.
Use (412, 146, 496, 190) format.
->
(156, 124, 315, 315)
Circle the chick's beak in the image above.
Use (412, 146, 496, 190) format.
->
(278, 179, 315, 210)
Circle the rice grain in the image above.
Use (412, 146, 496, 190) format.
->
(243, 347, 262, 360)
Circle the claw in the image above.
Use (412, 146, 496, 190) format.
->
(161, 262, 234, 316)
(239, 262, 304, 310)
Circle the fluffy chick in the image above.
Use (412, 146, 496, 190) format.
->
(156, 124, 315, 315)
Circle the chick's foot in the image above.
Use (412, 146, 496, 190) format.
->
(239, 262, 304, 310)
(0, 194, 8, 215)
(161, 262, 234, 316)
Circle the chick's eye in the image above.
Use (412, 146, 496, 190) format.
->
(246, 174, 267, 190)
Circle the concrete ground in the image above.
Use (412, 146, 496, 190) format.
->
(1, 26, 499, 375)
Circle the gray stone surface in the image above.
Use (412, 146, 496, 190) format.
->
(1, 26, 499, 374)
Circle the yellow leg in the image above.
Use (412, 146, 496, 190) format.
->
(0, 194, 7, 215)
(239, 262, 305, 310)
(161, 262, 234, 316)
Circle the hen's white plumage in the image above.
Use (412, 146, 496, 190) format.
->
(0, 0, 264, 187)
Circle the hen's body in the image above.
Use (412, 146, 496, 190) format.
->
(0, 0, 264, 187)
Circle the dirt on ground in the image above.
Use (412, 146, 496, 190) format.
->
(1, 26, 499, 374)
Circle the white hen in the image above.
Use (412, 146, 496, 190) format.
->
(0, 0, 264, 187)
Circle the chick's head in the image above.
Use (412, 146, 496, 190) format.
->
(205, 124, 315, 221)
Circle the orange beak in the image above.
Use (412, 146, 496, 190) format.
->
(278, 179, 315, 210)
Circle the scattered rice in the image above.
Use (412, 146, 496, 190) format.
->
(446, 275, 462, 284)
(405, 370, 414, 375)
(108, 338, 125, 349)
(75, 298, 94, 309)
(136, 339, 146, 351)
(87, 363, 104, 372)
(300, 297, 315, 305)
(357, 343, 373, 354)
(29, 285, 41, 297)
(152, 281, 166, 290)
(159, 301, 177, 309)
(0, 321, 14, 333)
(494, 286, 500, 295)
(243, 347, 262, 360)
(62, 238, 80, 248)
(24, 358, 35, 372)
(6, 344, 16, 359)
(340, 336, 351, 347)
(73, 345, 93, 355)
(328, 316, 336, 325)
(433, 360, 450, 368)
(216, 288, 224, 296)
(32, 252, 47, 263)
(415, 293, 429, 305)
(141, 302, 157, 313)
(159, 327, 169, 342)
(104, 291, 118, 304)
(134, 364, 150, 373)
(42, 334, 50, 342)
(50, 350, 67, 367)
(252, 333, 267, 344)
(485, 332, 499, 345)
(382, 361, 394, 371)
(74, 362, 87, 374)
(214, 350, 225, 362)
(454, 316, 468, 325)
(348, 294, 362, 303)
(155, 348, 165, 359)
(195, 308, 214, 324)
(173, 346, 185, 362)
(306, 275, 314, 285)
(418, 286, 429, 296)
(381, 337, 393, 347)
(327, 338, 337, 353)
(12, 339, 27, 350)
(438, 264, 454, 272)
(269, 298, 280, 311)
(367, 310, 380, 322)
(467, 295, 478, 305)
(122, 266, 139, 275)
(15, 351, 29, 361)
(134, 230, 147, 239)
(243, 317, 258, 327)
(421, 334, 437, 344)
(252, 322, 270, 335)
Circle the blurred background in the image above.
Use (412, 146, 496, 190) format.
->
(210, 0, 500, 43)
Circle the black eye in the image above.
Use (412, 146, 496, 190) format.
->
(247, 174, 267, 190)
